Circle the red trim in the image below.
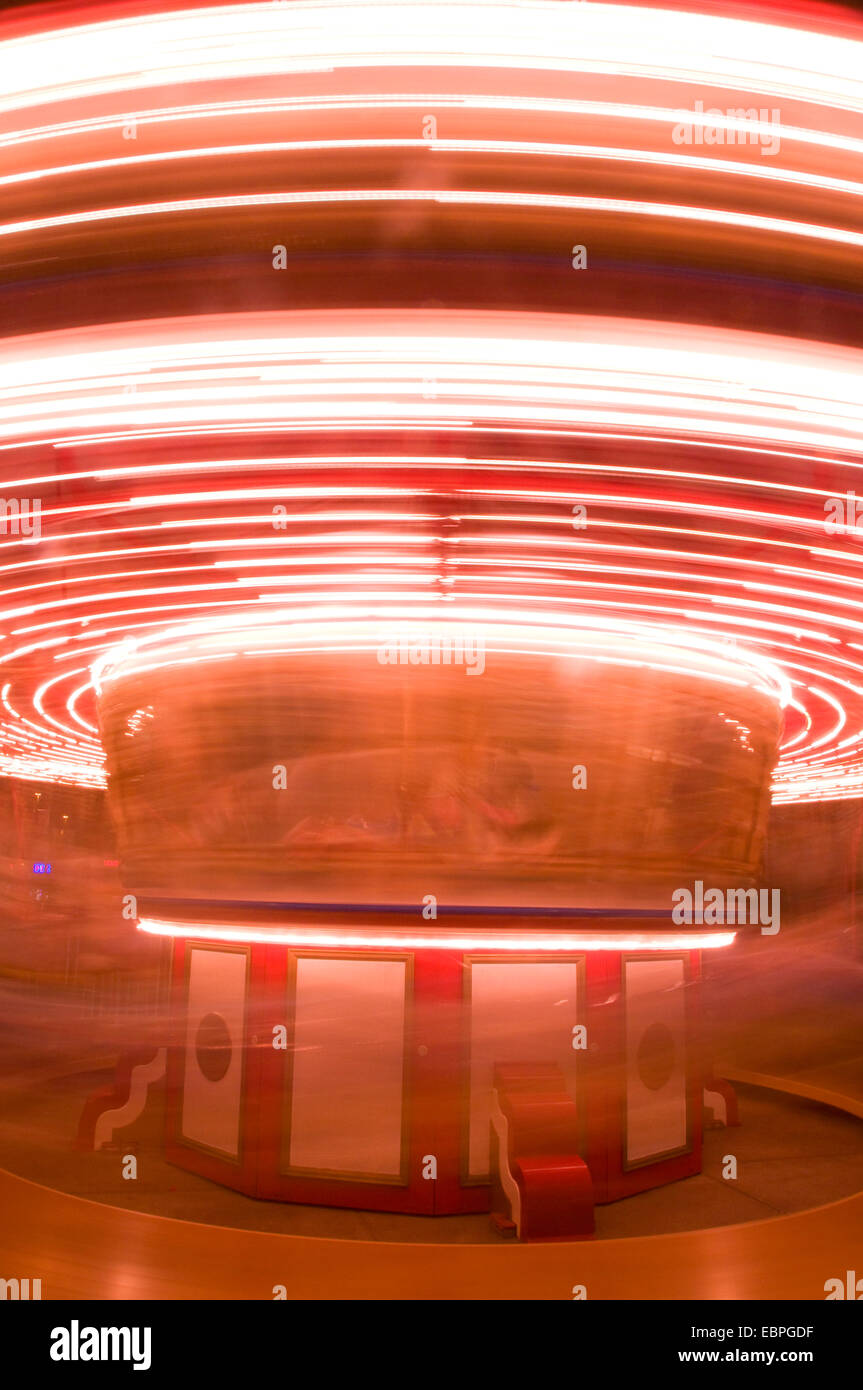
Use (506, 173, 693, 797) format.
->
(604, 951, 703, 1202)
(164, 939, 260, 1197)
(164, 939, 707, 1219)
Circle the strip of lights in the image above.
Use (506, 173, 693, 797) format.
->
(0, 309, 861, 799)
(91, 608, 792, 700)
(1, 2, 861, 805)
(1, 4, 860, 117)
(137, 916, 737, 951)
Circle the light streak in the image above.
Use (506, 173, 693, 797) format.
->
(137, 916, 736, 951)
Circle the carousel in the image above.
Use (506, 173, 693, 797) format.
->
(89, 611, 784, 1237)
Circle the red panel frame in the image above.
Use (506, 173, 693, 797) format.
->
(602, 950, 703, 1202)
(164, 938, 264, 1197)
(164, 932, 707, 1217)
(260, 946, 434, 1214)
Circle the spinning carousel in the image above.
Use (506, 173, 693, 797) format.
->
(93, 613, 783, 1236)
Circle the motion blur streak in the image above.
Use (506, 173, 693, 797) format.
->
(0, 4, 860, 112)
(0, 311, 861, 801)
(0, 0, 861, 1279)
(0, 0, 862, 805)
(137, 917, 738, 950)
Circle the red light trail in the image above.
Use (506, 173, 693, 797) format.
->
(1, 0, 861, 803)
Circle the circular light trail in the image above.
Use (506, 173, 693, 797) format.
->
(1, 0, 861, 805)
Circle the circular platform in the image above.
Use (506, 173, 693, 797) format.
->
(1, 1072, 861, 1269)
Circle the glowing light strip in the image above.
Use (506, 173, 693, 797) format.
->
(5, 138, 863, 203)
(6, 93, 863, 161)
(1, 3, 860, 118)
(137, 916, 736, 951)
(89, 604, 791, 694)
(2, 187, 862, 252)
(0, 310, 861, 800)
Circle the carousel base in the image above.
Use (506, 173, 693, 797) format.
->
(5, 1073, 860, 1241)
(147, 920, 708, 1226)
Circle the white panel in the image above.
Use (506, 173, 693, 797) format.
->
(468, 959, 582, 1178)
(181, 947, 247, 1158)
(625, 957, 687, 1165)
(288, 956, 407, 1177)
